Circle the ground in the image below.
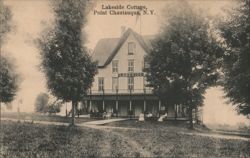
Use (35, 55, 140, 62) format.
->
(1, 118, 250, 158)
(0, 121, 138, 158)
(1, 112, 99, 123)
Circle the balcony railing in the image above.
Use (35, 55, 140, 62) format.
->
(87, 89, 153, 95)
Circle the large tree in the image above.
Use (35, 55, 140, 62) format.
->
(38, 0, 97, 125)
(0, 0, 19, 122)
(218, 0, 250, 115)
(145, 1, 223, 128)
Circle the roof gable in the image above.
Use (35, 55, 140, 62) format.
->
(92, 28, 154, 68)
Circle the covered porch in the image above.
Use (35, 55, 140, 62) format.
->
(82, 91, 189, 119)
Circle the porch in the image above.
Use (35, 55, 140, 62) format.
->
(81, 89, 189, 119)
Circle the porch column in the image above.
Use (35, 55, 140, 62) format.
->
(143, 89, 146, 112)
(116, 89, 119, 117)
(129, 89, 132, 110)
(129, 101, 132, 111)
(65, 102, 68, 117)
(158, 100, 161, 117)
(174, 105, 177, 120)
(89, 100, 92, 111)
(89, 89, 92, 112)
(144, 101, 146, 112)
(102, 89, 105, 111)
(103, 101, 105, 111)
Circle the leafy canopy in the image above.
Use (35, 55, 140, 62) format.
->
(38, 0, 97, 102)
(0, 56, 19, 103)
(0, 0, 12, 44)
(0, 0, 19, 104)
(219, 0, 250, 115)
(145, 1, 223, 109)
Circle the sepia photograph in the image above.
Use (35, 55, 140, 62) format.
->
(0, 0, 250, 157)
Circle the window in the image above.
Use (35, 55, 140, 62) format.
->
(143, 76, 149, 88)
(112, 77, 119, 91)
(128, 77, 134, 91)
(98, 77, 104, 91)
(144, 61, 149, 69)
(128, 59, 134, 73)
(128, 42, 136, 55)
(112, 60, 118, 73)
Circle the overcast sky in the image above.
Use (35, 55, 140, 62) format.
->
(2, 0, 248, 125)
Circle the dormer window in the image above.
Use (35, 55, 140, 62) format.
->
(128, 42, 136, 55)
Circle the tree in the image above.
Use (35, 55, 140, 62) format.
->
(0, 0, 12, 44)
(34, 93, 49, 113)
(0, 0, 19, 123)
(37, 0, 97, 125)
(46, 100, 62, 115)
(0, 56, 19, 103)
(218, 0, 250, 115)
(145, 1, 223, 128)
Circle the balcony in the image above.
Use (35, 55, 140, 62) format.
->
(87, 89, 153, 95)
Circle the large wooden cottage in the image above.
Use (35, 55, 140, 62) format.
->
(83, 28, 189, 119)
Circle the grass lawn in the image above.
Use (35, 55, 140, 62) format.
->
(1, 120, 250, 158)
(1, 112, 99, 123)
(107, 120, 250, 158)
(0, 121, 140, 158)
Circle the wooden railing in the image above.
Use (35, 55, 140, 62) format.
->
(87, 89, 153, 95)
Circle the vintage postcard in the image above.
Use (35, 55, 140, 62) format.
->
(1, 0, 249, 157)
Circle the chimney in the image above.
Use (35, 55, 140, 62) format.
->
(120, 26, 126, 36)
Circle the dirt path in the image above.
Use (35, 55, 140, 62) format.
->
(181, 131, 250, 141)
(82, 123, 153, 157)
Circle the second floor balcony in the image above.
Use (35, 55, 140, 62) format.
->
(87, 89, 154, 96)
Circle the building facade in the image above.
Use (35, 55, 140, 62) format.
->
(84, 28, 189, 119)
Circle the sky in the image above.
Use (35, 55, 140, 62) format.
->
(2, 0, 248, 125)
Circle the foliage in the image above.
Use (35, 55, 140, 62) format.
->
(46, 100, 62, 114)
(35, 93, 63, 114)
(34, 93, 49, 113)
(0, 0, 12, 44)
(0, 55, 19, 103)
(145, 1, 223, 128)
(0, 0, 19, 105)
(37, 0, 97, 124)
(218, 0, 250, 115)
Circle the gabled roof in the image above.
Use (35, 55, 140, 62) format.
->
(92, 28, 154, 68)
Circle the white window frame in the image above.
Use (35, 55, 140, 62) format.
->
(112, 60, 119, 73)
(128, 59, 134, 73)
(128, 42, 136, 55)
(98, 77, 104, 92)
(112, 77, 119, 91)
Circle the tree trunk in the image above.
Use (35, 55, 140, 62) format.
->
(0, 101, 1, 127)
(189, 107, 194, 129)
(71, 100, 77, 126)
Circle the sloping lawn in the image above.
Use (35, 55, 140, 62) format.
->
(2, 112, 98, 123)
(1, 120, 250, 157)
(111, 128, 250, 157)
(107, 120, 250, 157)
(0, 121, 139, 158)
